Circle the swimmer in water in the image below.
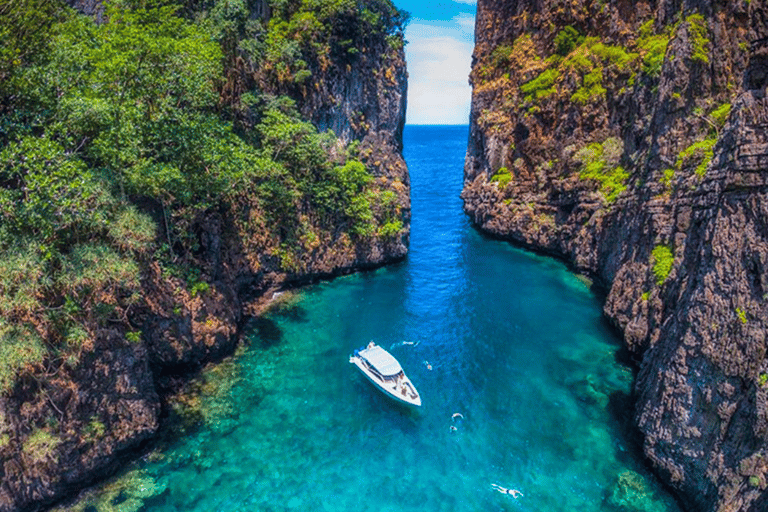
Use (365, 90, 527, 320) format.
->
(390, 340, 420, 350)
(491, 483, 523, 499)
(424, 360, 432, 370)
(449, 425, 458, 432)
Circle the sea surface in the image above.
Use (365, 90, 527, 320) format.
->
(62, 126, 681, 512)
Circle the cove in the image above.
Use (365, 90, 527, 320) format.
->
(60, 126, 682, 512)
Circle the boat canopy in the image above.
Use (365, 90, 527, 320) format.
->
(359, 345, 403, 376)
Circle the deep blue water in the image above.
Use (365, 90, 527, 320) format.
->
(59, 126, 681, 512)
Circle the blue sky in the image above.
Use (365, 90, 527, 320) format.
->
(394, 0, 477, 125)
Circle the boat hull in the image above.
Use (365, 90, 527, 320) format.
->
(350, 355, 422, 407)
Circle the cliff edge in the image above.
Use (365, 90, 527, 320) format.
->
(0, 1, 408, 510)
(463, 0, 768, 510)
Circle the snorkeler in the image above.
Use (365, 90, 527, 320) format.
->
(491, 483, 523, 499)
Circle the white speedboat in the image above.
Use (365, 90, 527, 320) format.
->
(350, 343, 421, 407)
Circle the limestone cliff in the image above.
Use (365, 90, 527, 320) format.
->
(0, 1, 408, 511)
(464, 1, 768, 510)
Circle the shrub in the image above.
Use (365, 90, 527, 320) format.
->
(574, 138, 627, 203)
(84, 418, 106, 439)
(57, 244, 140, 298)
(0, 322, 46, 394)
(189, 281, 210, 298)
(520, 68, 559, 102)
(107, 207, 157, 254)
(686, 14, 710, 64)
(651, 245, 674, 285)
(638, 20, 669, 77)
(676, 137, 716, 177)
(490, 167, 513, 188)
(0, 136, 111, 248)
(554, 26, 584, 56)
(379, 220, 403, 239)
(571, 67, 606, 104)
(562, 38, 635, 104)
(591, 42, 636, 71)
(710, 103, 732, 128)
(23, 428, 61, 464)
(490, 44, 514, 68)
(0, 244, 48, 319)
(660, 168, 675, 191)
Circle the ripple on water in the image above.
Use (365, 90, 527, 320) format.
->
(55, 126, 681, 512)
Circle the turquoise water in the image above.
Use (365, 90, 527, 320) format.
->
(62, 126, 681, 512)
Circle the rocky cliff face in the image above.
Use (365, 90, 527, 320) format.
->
(0, 2, 408, 512)
(464, 1, 768, 510)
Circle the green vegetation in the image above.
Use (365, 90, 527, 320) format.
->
(0, 0, 67, 82)
(490, 167, 513, 188)
(673, 102, 730, 178)
(710, 103, 732, 128)
(651, 245, 674, 285)
(736, 307, 748, 324)
(686, 14, 710, 64)
(521, 36, 637, 107)
(660, 168, 675, 191)
(490, 44, 515, 68)
(520, 68, 559, 103)
(261, 0, 408, 88)
(637, 20, 670, 77)
(23, 428, 61, 464)
(0, 0, 407, 394)
(759, 373, 768, 387)
(574, 138, 628, 203)
(641, 291, 650, 301)
(554, 26, 584, 56)
(676, 138, 716, 177)
(0, 322, 46, 394)
(84, 418, 106, 440)
(568, 39, 636, 103)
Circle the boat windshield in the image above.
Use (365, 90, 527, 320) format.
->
(358, 346, 403, 377)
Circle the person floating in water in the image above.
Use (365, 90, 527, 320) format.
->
(491, 483, 523, 499)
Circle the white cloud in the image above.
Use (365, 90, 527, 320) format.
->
(453, 13, 476, 33)
(405, 16, 475, 125)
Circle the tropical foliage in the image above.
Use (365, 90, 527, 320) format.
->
(0, 0, 407, 394)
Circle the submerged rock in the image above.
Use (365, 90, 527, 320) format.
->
(607, 470, 658, 512)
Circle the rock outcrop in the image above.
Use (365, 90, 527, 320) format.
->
(0, 2, 408, 512)
(464, 1, 768, 510)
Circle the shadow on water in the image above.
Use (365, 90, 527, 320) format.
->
(246, 316, 283, 348)
(351, 378, 422, 427)
(269, 301, 309, 323)
(604, 391, 686, 512)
